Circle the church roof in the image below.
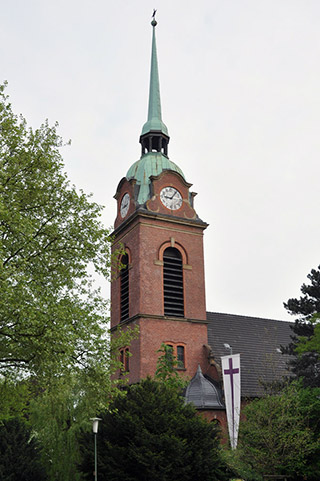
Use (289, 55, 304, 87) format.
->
(206, 312, 293, 398)
(185, 365, 225, 410)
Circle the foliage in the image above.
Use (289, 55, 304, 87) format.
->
(284, 266, 320, 316)
(282, 265, 320, 387)
(29, 375, 84, 481)
(0, 375, 32, 422)
(27, 326, 137, 481)
(79, 377, 230, 481)
(222, 448, 263, 481)
(0, 83, 139, 480)
(0, 418, 48, 480)
(238, 381, 320, 480)
(154, 342, 188, 390)
(0, 81, 122, 378)
(295, 313, 320, 354)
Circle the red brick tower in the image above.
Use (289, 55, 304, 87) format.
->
(111, 17, 209, 384)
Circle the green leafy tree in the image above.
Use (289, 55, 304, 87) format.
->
(0, 83, 138, 480)
(30, 374, 88, 481)
(282, 265, 320, 387)
(295, 313, 320, 355)
(238, 381, 320, 480)
(28, 325, 137, 481)
(0, 82, 121, 378)
(79, 378, 230, 481)
(0, 418, 48, 480)
(0, 375, 32, 421)
(154, 343, 188, 390)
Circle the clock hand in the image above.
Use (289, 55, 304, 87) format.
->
(167, 192, 177, 199)
(122, 200, 129, 210)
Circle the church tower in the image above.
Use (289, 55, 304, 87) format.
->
(111, 17, 209, 384)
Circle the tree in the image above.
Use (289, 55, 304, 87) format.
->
(154, 342, 188, 390)
(282, 265, 320, 387)
(0, 83, 138, 480)
(28, 323, 137, 481)
(79, 378, 230, 481)
(0, 81, 126, 378)
(237, 382, 320, 481)
(0, 418, 48, 480)
(295, 313, 320, 355)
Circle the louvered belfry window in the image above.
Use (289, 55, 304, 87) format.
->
(120, 253, 129, 322)
(163, 247, 184, 317)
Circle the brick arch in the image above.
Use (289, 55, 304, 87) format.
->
(163, 341, 187, 369)
(158, 240, 188, 265)
(118, 247, 131, 323)
(211, 417, 221, 426)
(118, 246, 132, 266)
(160, 243, 185, 318)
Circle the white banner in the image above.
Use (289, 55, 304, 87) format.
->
(221, 354, 241, 449)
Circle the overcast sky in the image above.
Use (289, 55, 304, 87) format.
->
(3, 0, 320, 320)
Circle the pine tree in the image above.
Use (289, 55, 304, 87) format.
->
(283, 265, 320, 387)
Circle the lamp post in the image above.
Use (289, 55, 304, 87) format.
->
(224, 343, 233, 355)
(91, 417, 102, 481)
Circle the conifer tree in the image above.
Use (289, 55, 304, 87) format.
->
(283, 265, 320, 387)
(79, 378, 229, 481)
(0, 418, 47, 480)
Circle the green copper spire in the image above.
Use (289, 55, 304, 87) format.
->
(125, 14, 185, 207)
(141, 17, 168, 137)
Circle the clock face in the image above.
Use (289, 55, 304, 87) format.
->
(120, 193, 130, 218)
(160, 187, 183, 210)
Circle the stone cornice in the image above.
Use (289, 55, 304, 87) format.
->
(112, 208, 208, 238)
(111, 313, 208, 332)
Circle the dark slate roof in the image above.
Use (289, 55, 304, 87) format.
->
(207, 312, 293, 398)
(185, 365, 225, 410)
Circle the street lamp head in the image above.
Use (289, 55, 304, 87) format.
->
(223, 343, 233, 355)
(90, 417, 102, 434)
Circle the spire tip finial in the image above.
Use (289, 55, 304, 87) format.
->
(151, 9, 157, 27)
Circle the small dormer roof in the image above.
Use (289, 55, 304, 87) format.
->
(185, 365, 225, 410)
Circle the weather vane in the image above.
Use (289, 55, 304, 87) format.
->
(151, 9, 157, 26)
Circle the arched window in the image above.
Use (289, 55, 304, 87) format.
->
(177, 345, 185, 368)
(163, 343, 186, 370)
(211, 419, 221, 431)
(120, 253, 129, 322)
(119, 347, 130, 372)
(165, 344, 174, 364)
(125, 348, 130, 371)
(163, 247, 184, 317)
